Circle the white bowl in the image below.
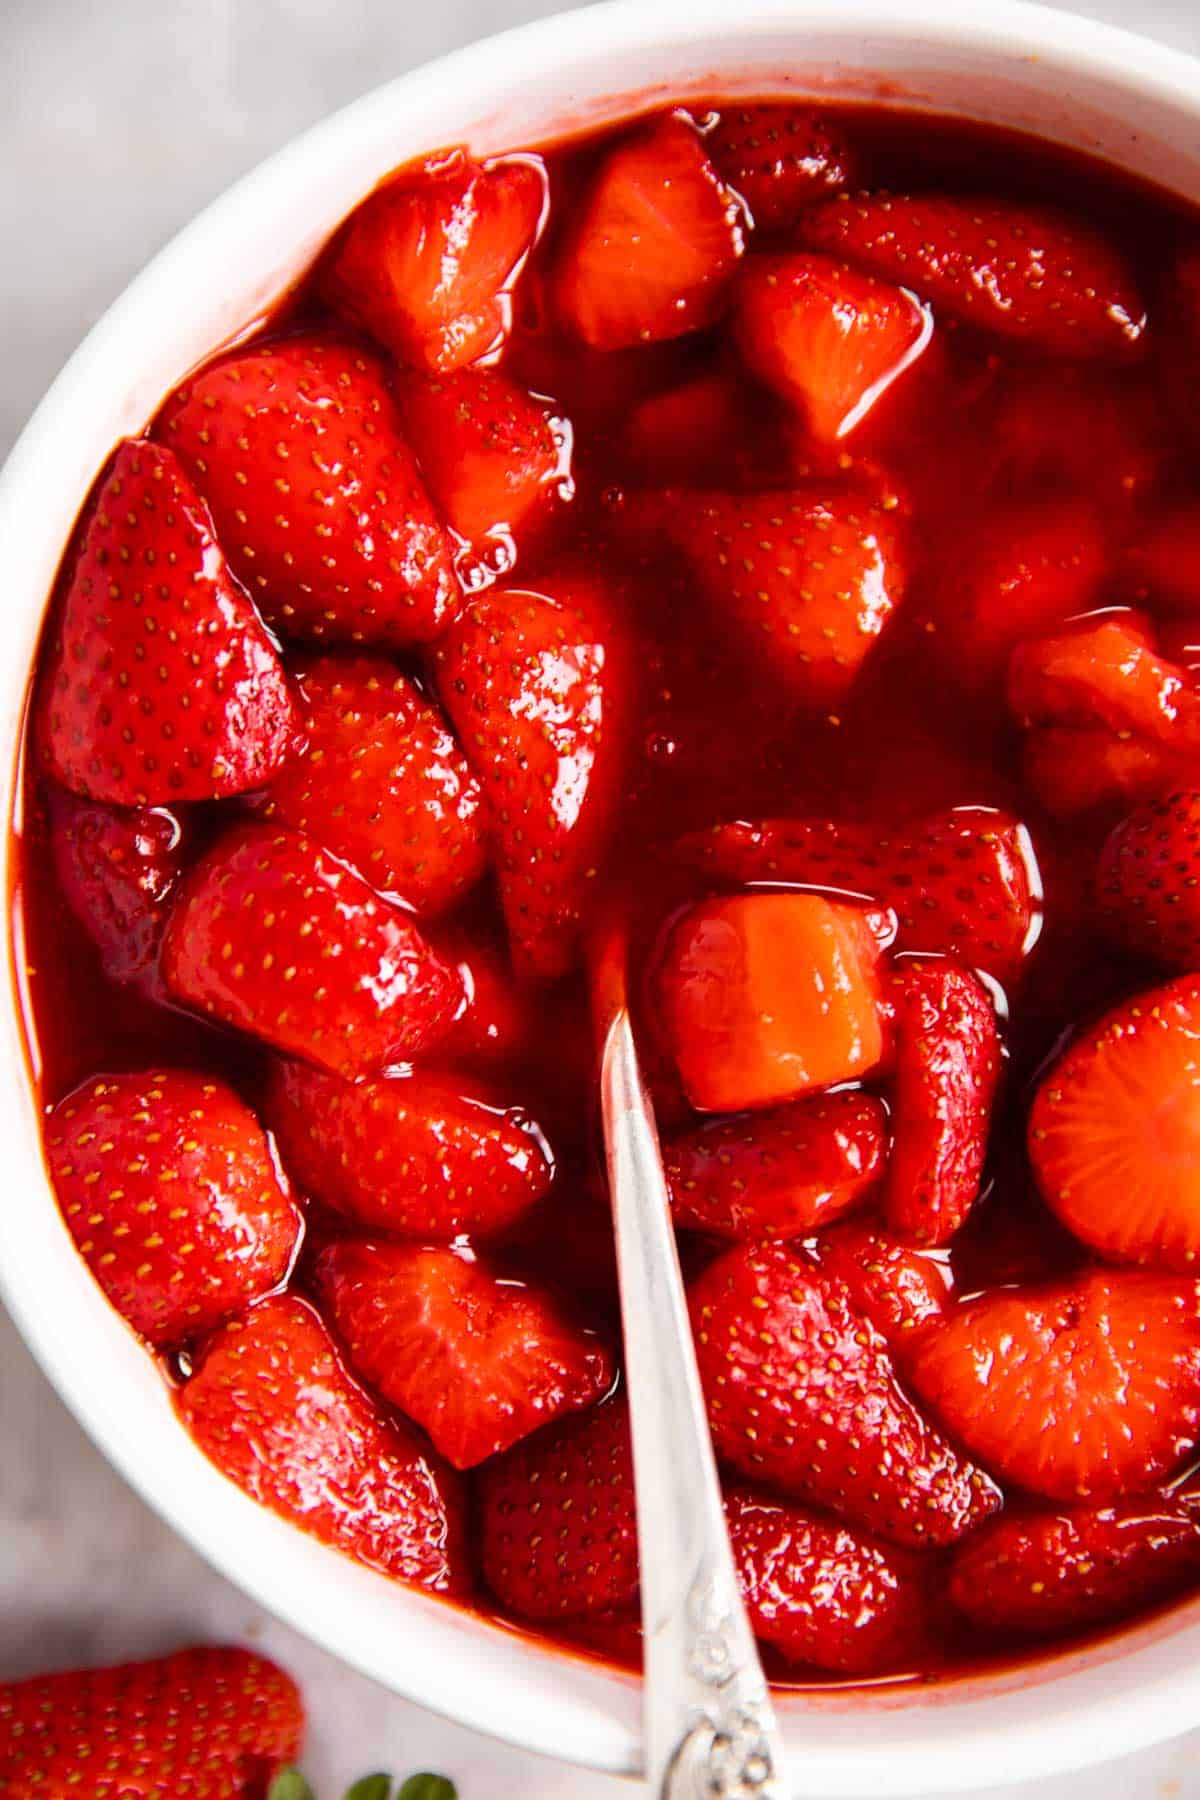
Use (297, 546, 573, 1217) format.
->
(4, 1, 1200, 1792)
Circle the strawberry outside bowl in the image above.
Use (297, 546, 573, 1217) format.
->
(4, 1, 1200, 1792)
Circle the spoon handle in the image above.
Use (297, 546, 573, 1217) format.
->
(599, 1004, 789, 1799)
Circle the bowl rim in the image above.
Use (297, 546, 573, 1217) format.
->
(6, 1, 1200, 1793)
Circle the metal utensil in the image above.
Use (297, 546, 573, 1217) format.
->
(595, 937, 789, 1800)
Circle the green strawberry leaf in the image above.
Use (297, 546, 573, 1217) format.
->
(396, 1778, 457, 1800)
(269, 1771, 316, 1800)
(345, 1778, 392, 1800)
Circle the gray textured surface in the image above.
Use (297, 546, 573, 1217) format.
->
(4, 2, 1200, 1793)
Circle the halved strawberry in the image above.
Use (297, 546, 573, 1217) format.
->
(808, 1222, 949, 1349)
(163, 823, 462, 1076)
(707, 105, 854, 231)
(316, 1241, 613, 1470)
(399, 367, 571, 566)
(159, 338, 458, 648)
(322, 150, 546, 373)
(555, 115, 743, 350)
(677, 806, 1040, 986)
(802, 193, 1145, 358)
(48, 791, 184, 991)
(180, 1293, 467, 1590)
(735, 253, 931, 442)
(1123, 501, 1200, 614)
(1096, 791, 1200, 970)
(655, 894, 887, 1113)
(260, 655, 487, 914)
(434, 578, 627, 978)
(37, 441, 295, 807)
(883, 958, 1002, 1246)
(727, 1487, 935, 1674)
(909, 1268, 1200, 1501)
(689, 1242, 1001, 1546)
(264, 1058, 552, 1241)
(658, 488, 907, 707)
(663, 1089, 887, 1240)
(478, 1394, 638, 1620)
(948, 1491, 1200, 1638)
(48, 1069, 300, 1348)
(1028, 976, 1200, 1271)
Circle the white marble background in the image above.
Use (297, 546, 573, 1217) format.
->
(5, 1, 1200, 1794)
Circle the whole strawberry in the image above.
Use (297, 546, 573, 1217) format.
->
(0, 1646, 303, 1798)
(48, 790, 185, 991)
(47, 1070, 300, 1347)
(808, 1222, 949, 1350)
(37, 440, 296, 807)
(707, 105, 853, 231)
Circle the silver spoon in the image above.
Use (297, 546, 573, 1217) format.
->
(595, 941, 789, 1800)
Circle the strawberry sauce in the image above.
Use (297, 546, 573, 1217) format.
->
(13, 100, 1200, 1691)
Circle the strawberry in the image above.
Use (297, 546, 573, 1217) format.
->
(689, 1242, 1001, 1546)
(398, 367, 571, 558)
(559, 1608, 644, 1670)
(1123, 501, 1200, 614)
(180, 1292, 467, 1591)
(908, 1269, 1200, 1501)
(431, 920, 537, 1065)
(1096, 791, 1200, 969)
(260, 656, 487, 914)
(433, 579, 626, 978)
(677, 806, 1040, 986)
(159, 338, 458, 648)
(947, 1491, 1200, 1639)
(808, 1222, 949, 1349)
(322, 150, 546, 374)
(1028, 976, 1200, 1271)
(47, 1069, 300, 1348)
(735, 253, 931, 443)
(555, 115, 743, 350)
(663, 1089, 887, 1240)
(0, 1647, 303, 1799)
(478, 1394, 638, 1620)
(882, 958, 1002, 1246)
(37, 440, 295, 807)
(658, 488, 907, 707)
(727, 1487, 935, 1674)
(655, 894, 887, 1113)
(163, 823, 463, 1077)
(706, 105, 854, 232)
(801, 192, 1145, 358)
(264, 1059, 551, 1241)
(48, 790, 184, 990)
(316, 1241, 613, 1469)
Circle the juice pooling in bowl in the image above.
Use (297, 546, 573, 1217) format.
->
(15, 94, 1200, 1690)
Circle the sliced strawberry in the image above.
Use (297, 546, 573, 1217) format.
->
(260, 655, 487, 914)
(735, 253, 931, 442)
(727, 1487, 935, 1674)
(398, 367, 571, 566)
(47, 790, 184, 991)
(316, 1241, 613, 1470)
(163, 823, 462, 1076)
(909, 1268, 1200, 1501)
(1096, 791, 1200, 970)
(678, 806, 1040, 986)
(434, 578, 627, 978)
(322, 151, 546, 373)
(882, 958, 1002, 1246)
(659, 488, 907, 707)
(689, 1242, 1001, 1546)
(663, 1089, 887, 1240)
(478, 1394, 638, 1620)
(47, 1069, 300, 1347)
(265, 1056, 551, 1240)
(159, 338, 458, 648)
(1028, 976, 1200, 1271)
(948, 1491, 1200, 1638)
(37, 440, 295, 807)
(808, 1222, 949, 1349)
(555, 115, 743, 350)
(1123, 501, 1200, 614)
(802, 192, 1145, 358)
(180, 1293, 467, 1590)
(655, 894, 887, 1113)
(707, 105, 853, 231)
